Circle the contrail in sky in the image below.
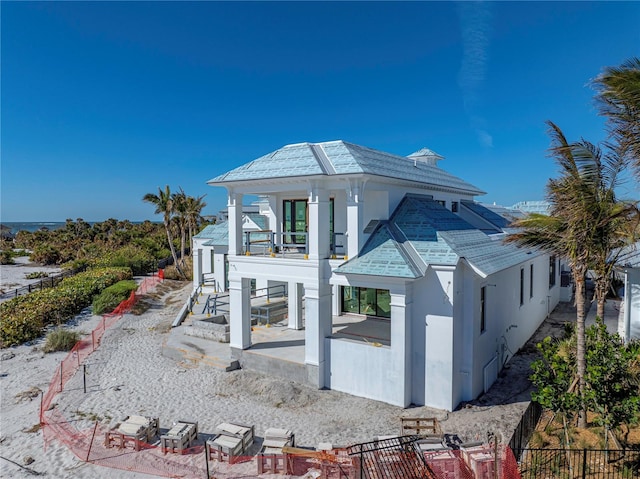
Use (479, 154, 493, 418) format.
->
(457, 1, 493, 148)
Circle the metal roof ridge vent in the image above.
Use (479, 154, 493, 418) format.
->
(407, 148, 444, 167)
(310, 143, 337, 175)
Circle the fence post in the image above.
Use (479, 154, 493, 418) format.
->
(582, 448, 587, 479)
(205, 446, 210, 479)
(86, 422, 99, 462)
(59, 361, 63, 392)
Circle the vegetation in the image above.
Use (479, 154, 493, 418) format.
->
(92, 280, 138, 315)
(531, 319, 640, 448)
(594, 57, 640, 180)
(0, 267, 131, 347)
(12, 218, 171, 267)
(142, 185, 206, 277)
(25, 271, 50, 279)
(42, 328, 81, 353)
(508, 58, 640, 429)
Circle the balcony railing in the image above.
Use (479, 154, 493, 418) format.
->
(242, 230, 345, 259)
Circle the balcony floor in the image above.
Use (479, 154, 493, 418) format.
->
(163, 313, 390, 370)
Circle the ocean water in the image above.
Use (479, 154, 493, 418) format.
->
(2, 222, 68, 234)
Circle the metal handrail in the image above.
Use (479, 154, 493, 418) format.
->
(242, 230, 346, 258)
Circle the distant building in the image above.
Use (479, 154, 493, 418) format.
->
(511, 200, 552, 215)
(0, 224, 14, 240)
(616, 242, 640, 342)
(192, 140, 560, 410)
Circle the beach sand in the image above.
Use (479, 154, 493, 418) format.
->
(0, 256, 62, 298)
(0, 273, 580, 478)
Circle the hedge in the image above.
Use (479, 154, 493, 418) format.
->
(0, 267, 132, 347)
(92, 280, 138, 315)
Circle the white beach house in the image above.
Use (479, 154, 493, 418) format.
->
(193, 141, 560, 411)
(616, 242, 640, 342)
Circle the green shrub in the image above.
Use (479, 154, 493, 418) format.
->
(0, 250, 14, 265)
(91, 245, 157, 275)
(43, 328, 81, 353)
(30, 244, 61, 265)
(0, 267, 131, 347)
(92, 280, 138, 315)
(25, 271, 49, 279)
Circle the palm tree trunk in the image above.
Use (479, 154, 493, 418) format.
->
(164, 220, 180, 270)
(575, 273, 588, 428)
(595, 279, 607, 321)
(180, 223, 186, 267)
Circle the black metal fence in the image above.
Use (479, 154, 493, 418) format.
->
(0, 265, 87, 300)
(0, 260, 160, 301)
(515, 447, 640, 479)
(508, 401, 543, 458)
(347, 435, 433, 479)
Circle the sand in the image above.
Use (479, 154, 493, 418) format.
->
(0, 256, 62, 298)
(0, 270, 582, 479)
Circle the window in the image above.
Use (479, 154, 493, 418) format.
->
(451, 201, 459, 213)
(436, 200, 446, 207)
(520, 268, 524, 306)
(480, 286, 486, 333)
(283, 198, 335, 245)
(341, 286, 391, 318)
(283, 199, 307, 244)
(530, 264, 534, 299)
(549, 255, 557, 288)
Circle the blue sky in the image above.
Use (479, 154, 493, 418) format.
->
(2, 1, 639, 222)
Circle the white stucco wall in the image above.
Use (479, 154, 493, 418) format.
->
(464, 253, 560, 401)
(624, 268, 640, 340)
(325, 339, 401, 405)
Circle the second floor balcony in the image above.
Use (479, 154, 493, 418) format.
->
(242, 230, 346, 260)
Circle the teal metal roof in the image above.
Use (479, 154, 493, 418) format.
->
(335, 224, 422, 278)
(616, 241, 640, 268)
(461, 201, 511, 231)
(194, 222, 229, 246)
(336, 194, 540, 279)
(209, 141, 484, 195)
(245, 212, 268, 230)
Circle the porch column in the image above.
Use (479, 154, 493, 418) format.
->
(229, 277, 252, 350)
(288, 282, 304, 330)
(390, 290, 413, 407)
(308, 185, 330, 260)
(193, 248, 202, 289)
(346, 181, 364, 260)
(304, 281, 332, 388)
(227, 191, 243, 256)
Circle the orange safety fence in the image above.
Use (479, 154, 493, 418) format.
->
(40, 275, 161, 436)
(39, 271, 528, 478)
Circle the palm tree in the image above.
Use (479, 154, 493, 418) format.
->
(184, 193, 207, 249)
(507, 121, 605, 427)
(171, 188, 188, 268)
(142, 185, 181, 272)
(594, 57, 640, 179)
(580, 141, 640, 320)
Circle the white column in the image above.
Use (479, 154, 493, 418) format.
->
(227, 191, 243, 256)
(390, 289, 413, 407)
(288, 282, 304, 330)
(192, 248, 202, 289)
(229, 277, 252, 350)
(308, 185, 330, 260)
(304, 281, 332, 387)
(346, 181, 364, 260)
